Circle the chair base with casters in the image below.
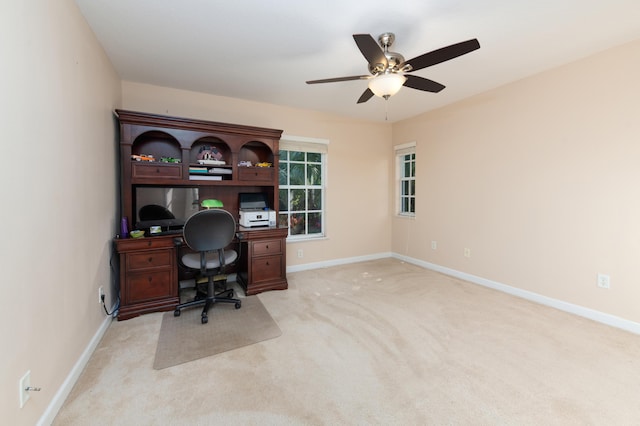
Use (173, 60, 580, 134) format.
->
(193, 274, 228, 299)
(173, 273, 241, 324)
(172, 208, 242, 324)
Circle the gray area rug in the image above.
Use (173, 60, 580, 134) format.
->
(154, 295, 281, 369)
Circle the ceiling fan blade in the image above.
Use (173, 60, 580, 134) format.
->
(403, 75, 445, 93)
(306, 75, 370, 84)
(357, 88, 374, 104)
(353, 34, 388, 69)
(402, 39, 480, 72)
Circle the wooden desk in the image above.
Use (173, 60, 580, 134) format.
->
(114, 110, 288, 320)
(114, 226, 288, 320)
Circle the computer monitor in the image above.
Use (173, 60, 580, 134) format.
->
(134, 186, 200, 229)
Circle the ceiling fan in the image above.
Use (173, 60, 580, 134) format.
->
(306, 33, 480, 103)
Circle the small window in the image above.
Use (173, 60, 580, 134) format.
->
(396, 142, 416, 216)
(279, 135, 328, 239)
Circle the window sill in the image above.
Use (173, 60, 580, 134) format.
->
(396, 213, 415, 220)
(286, 234, 327, 243)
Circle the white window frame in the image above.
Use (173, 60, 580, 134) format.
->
(279, 135, 329, 240)
(395, 141, 416, 217)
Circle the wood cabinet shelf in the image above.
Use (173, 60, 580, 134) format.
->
(116, 109, 284, 218)
(114, 109, 288, 320)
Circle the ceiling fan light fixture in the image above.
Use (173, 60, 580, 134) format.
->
(306, 33, 480, 104)
(368, 73, 407, 99)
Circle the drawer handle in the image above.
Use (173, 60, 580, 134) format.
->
(148, 257, 153, 263)
(147, 276, 152, 282)
(266, 261, 269, 266)
(266, 244, 269, 249)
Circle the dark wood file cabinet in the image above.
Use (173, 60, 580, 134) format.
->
(115, 235, 179, 320)
(237, 226, 288, 295)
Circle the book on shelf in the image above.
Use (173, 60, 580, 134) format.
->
(189, 166, 232, 175)
(189, 167, 208, 173)
(209, 167, 232, 174)
(189, 175, 223, 181)
(197, 159, 225, 166)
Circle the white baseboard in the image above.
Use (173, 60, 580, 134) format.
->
(38, 312, 113, 426)
(288, 251, 640, 335)
(286, 252, 392, 273)
(391, 253, 640, 336)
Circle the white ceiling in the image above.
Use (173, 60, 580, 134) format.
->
(75, 0, 640, 123)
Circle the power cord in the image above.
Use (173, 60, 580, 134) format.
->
(101, 293, 120, 317)
(102, 244, 122, 318)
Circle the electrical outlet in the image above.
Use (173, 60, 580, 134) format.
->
(297, 249, 303, 258)
(464, 248, 471, 258)
(98, 286, 104, 304)
(597, 273, 610, 289)
(431, 241, 437, 250)
(19, 370, 30, 408)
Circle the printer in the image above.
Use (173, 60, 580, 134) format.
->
(238, 193, 276, 228)
(239, 209, 275, 228)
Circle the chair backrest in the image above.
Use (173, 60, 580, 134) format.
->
(139, 204, 175, 220)
(182, 209, 236, 253)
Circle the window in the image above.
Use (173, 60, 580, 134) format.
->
(396, 142, 416, 216)
(278, 135, 328, 239)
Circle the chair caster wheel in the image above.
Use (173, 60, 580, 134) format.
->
(201, 315, 208, 324)
(235, 302, 241, 309)
(228, 290, 234, 298)
(174, 309, 180, 317)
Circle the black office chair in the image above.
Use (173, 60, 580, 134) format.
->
(173, 209, 241, 324)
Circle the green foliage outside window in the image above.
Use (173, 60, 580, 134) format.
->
(279, 150, 324, 237)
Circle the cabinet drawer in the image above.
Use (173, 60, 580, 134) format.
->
(238, 167, 273, 182)
(116, 235, 177, 252)
(132, 163, 182, 179)
(128, 251, 172, 270)
(251, 255, 283, 282)
(127, 270, 174, 303)
(253, 239, 282, 256)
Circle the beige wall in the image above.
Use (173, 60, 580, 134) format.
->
(1, 1, 121, 424)
(121, 82, 394, 267)
(4, 1, 638, 422)
(392, 39, 640, 324)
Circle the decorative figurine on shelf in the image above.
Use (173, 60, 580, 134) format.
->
(160, 157, 181, 163)
(131, 154, 155, 162)
(197, 145, 223, 161)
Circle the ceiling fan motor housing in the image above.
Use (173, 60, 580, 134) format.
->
(368, 32, 405, 75)
(369, 52, 405, 74)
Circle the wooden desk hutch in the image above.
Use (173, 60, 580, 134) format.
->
(113, 110, 288, 320)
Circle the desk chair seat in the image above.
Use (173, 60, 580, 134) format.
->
(173, 208, 241, 324)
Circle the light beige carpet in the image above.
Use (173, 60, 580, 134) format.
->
(154, 295, 281, 369)
(53, 259, 640, 425)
